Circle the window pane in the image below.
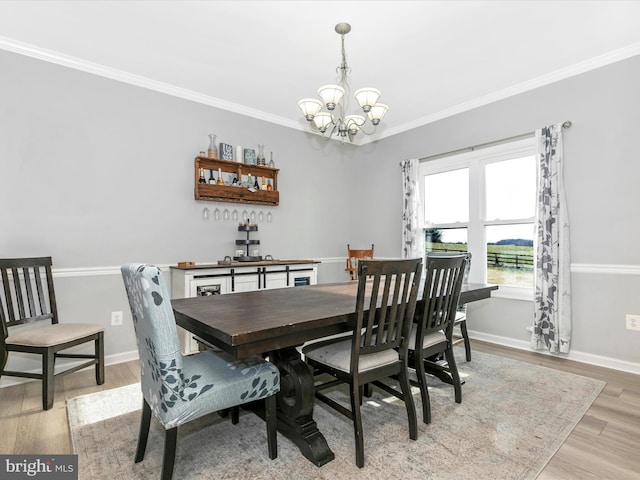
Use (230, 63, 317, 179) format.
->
(426, 228, 468, 253)
(486, 224, 533, 287)
(424, 169, 468, 224)
(485, 156, 536, 221)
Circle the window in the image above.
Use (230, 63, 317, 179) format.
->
(419, 138, 536, 299)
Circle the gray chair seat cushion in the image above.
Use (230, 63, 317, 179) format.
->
(6, 323, 104, 347)
(303, 337, 399, 374)
(407, 324, 447, 351)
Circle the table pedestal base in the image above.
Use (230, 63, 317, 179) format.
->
(270, 347, 335, 466)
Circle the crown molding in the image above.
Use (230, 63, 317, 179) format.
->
(2, 35, 640, 143)
(368, 42, 640, 143)
(0, 35, 302, 131)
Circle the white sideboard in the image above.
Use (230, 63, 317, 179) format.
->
(170, 260, 319, 353)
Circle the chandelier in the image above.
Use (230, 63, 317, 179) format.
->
(298, 22, 388, 142)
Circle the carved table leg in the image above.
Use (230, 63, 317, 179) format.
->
(270, 347, 335, 466)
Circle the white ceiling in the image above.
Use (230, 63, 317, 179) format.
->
(1, 1, 640, 143)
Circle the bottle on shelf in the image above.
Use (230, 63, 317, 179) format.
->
(232, 175, 238, 186)
(198, 168, 206, 183)
(247, 173, 253, 188)
(267, 179, 273, 191)
(208, 134, 218, 158)
(257, 144, 266, 166)
(253, 176, 260, 189)
(268, 152, 275, 168)
(208, 169, 215, 184)
(216, 168, 224, 185)
(261, 176, 267, 190)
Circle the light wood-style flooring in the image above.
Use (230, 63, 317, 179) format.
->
(0, 341, 638, 479)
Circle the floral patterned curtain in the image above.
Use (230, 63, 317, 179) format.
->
(532, 124, 572, 353)
(400, 159, 424, 259)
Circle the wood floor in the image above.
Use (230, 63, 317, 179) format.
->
(1, 341, 638, 479)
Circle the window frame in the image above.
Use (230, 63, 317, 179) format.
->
(418, 137, 536, 301)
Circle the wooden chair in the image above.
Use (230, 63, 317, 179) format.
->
(0, 256, 104, 410)
(427, 251, 473, 361)
(121, 263, 280, 480)
(303, 258, 422, 468)
(407, 253, 466, 424)
(345, 244, 374, 280)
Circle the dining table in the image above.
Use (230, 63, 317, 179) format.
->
(171, 280, 498, 467)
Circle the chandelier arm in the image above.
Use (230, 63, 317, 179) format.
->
(357, 122, 378, 136)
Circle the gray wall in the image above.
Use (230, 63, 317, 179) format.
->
(353, 55, 640, 370)
(2, 48, 639, 383)
(0, 49, 363, 380)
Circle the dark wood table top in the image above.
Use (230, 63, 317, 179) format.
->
(172, 281, 498, 358)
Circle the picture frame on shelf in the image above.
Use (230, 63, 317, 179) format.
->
(220, 143, 234, 161)
(243, 148, 256, 165)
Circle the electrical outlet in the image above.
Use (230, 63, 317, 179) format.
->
(626, 314, 640, 331)
(111, 311, 123, 326)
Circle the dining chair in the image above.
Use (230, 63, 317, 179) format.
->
(121, 263, 280, 480)
(407, 253, 466, 424)
(303, 258, 422, 468)
(345, 244, 374, 280)
(0, 256, 104, 410)
(427, 251, 473, 361)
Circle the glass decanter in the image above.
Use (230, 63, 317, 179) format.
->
(208, 134, 218, 158)
(256, 144, 266, 165)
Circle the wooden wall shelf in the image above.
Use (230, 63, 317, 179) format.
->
(195, 156, 279, 206)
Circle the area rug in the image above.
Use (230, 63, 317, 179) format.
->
(67, 349, 604, 480)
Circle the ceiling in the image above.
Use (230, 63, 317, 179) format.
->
(1, 1, 640, 144)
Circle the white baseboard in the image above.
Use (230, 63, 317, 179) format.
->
(0, 350, 140, 389)
(468, 330, 640, 375)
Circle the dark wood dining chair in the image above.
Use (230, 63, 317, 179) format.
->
(407, 253, 466, 424)
(345, 243, 374, 280)
(303, 258, 422, 468)
(427, 251, 473, 361)
(0, 257, 105, 410)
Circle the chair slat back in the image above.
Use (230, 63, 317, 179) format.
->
(346, 244, 374, 280)
(0, 257, 57, 336)
(352, 259, 422, 369)
(417, 254, 467, 339)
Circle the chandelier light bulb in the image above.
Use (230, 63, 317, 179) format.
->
(354, 88, 381, 113)
(298, 98, 323, 121)
(345, 115, 365, 135)
(317, 85, 345, 111)
(368, 103, 389, 125)
(313, 112, 334, 133)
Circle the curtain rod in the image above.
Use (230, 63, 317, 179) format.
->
(413, 120, 572, 164)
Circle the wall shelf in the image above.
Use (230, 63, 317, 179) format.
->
(195, 156, 279, 206)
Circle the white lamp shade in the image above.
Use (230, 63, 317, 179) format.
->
(298, 98, 323, 120)
(345, 115, 365, 134)
(313, 112, 334, 132)
(354, 88, 381, 112)
(317, 85, 345, 110)
(367, 103, 389, 125)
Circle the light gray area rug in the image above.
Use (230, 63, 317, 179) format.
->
(67, 349, 604, 480)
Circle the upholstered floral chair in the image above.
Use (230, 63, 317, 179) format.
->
(121, 263, 280, 480)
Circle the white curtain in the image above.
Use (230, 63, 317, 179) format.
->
(532, 124, 572, 353)
(400, 159, 424, 259)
